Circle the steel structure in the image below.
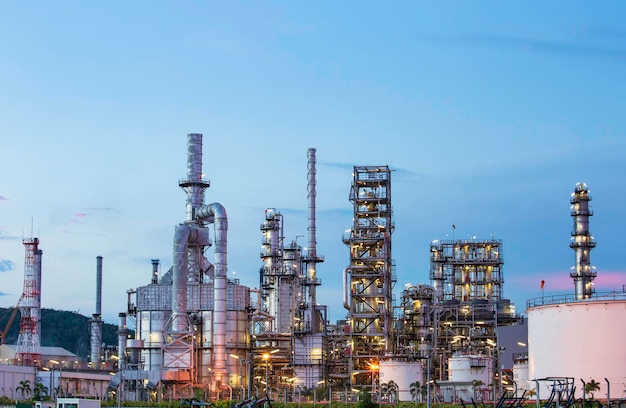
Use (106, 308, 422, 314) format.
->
(342, 165, 395, 388)
(114, 134, 251, 402)
(103, 139, 530, 403)
(398, 238, 518, 388)
(255, 148, 328, 391)
(16, 237, 42, 366)
(569, 182, 596, 300)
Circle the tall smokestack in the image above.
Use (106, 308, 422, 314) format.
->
(180, 133, 210, 222)
(118, 312, 127, 370)
(90, 256, 103, 365)
(151, 259, 159, 284)
(96, 256, 102, 315)
(306, 148, 323, 334)
(570, 182, 597, 300)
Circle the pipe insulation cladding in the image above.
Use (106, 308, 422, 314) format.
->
(195, 203, 229, 380)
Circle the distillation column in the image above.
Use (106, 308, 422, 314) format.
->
(292, 148, 328, 389)
(303, 148, 323, 333)
(260, 209, 282, 332)
(570, 182, 596, 300)
(343, 166, 395, 388)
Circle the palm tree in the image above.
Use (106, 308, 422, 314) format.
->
(386, 380, 399, 403)
(585, 379, 601, 400)
(379, 381, 389, 402)
(409, 381, 421, 402)
(16, 380, 31, 399)
(527, 388, 537, 400)
(33, 382, 48, 401)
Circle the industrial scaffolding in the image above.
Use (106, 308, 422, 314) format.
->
(397, 239, 518, 385)
(343, 166, 396, 388)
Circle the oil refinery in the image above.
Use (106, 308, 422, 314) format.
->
(1, 134, 625, 405)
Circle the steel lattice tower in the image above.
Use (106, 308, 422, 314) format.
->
(343, 166, 395, 388)
(16, 237, 42, 366)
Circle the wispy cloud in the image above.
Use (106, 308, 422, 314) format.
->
(85, 207, 119, 212)
(0, 229, 19, 241)
(438, 32, 626, 61)
(67, 212, 88, 225)
(0, 292, 9, 297)
(60, 229, 106, 236)
(0, 196, 8, 201)
(0, 259, 16, 272)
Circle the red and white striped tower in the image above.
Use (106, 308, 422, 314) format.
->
(15, 237, 42, 366)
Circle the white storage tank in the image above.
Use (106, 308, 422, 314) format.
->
(379, 359, 422, 402)
(448, 355, 492, 384)
(528, 298, 626, 399)
(512, 359, 529, 397)
(139, 310, 168, 370)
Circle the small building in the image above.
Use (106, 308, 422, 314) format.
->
(0, 344, 79, 368)
(56, 398, 101, 408)
(0, 363, 35, 399)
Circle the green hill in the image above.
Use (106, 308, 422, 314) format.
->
(0, 307, 126, 358)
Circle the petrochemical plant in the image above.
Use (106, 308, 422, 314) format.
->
(2, 134, 625, 405)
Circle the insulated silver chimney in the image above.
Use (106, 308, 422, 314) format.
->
(89, 256, 103, 365)
(179, 133, 210, 222)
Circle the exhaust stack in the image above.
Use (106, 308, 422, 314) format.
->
(89, 256, 103, 365)
(304, 148, 323, 334)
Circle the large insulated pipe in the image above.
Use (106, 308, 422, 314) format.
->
(172, 224, 191, 332)
(307, 148, 319, 333)
(570, 182, 597, 300)
(196, 203, 228, 380)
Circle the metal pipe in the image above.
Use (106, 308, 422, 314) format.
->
(172, 224, 191, 333)
(343, 267, 350, 310)
(196, 203, 229, 381)
(35, 249, 43, 340)
(605, 377, 610, 407)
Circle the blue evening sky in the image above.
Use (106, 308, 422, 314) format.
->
(1, 2, 625, 324)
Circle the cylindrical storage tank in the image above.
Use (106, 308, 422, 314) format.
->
(448, 355, 492, 384)
(528, 299, 626, 399)
(198, 310, 214, 384)
(126, 339, 145, 366)
(138, 310, 169, 370)
(513, 360, 529, 397)
(379, 360, 422, 402)
(225, 310, 250, 391)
